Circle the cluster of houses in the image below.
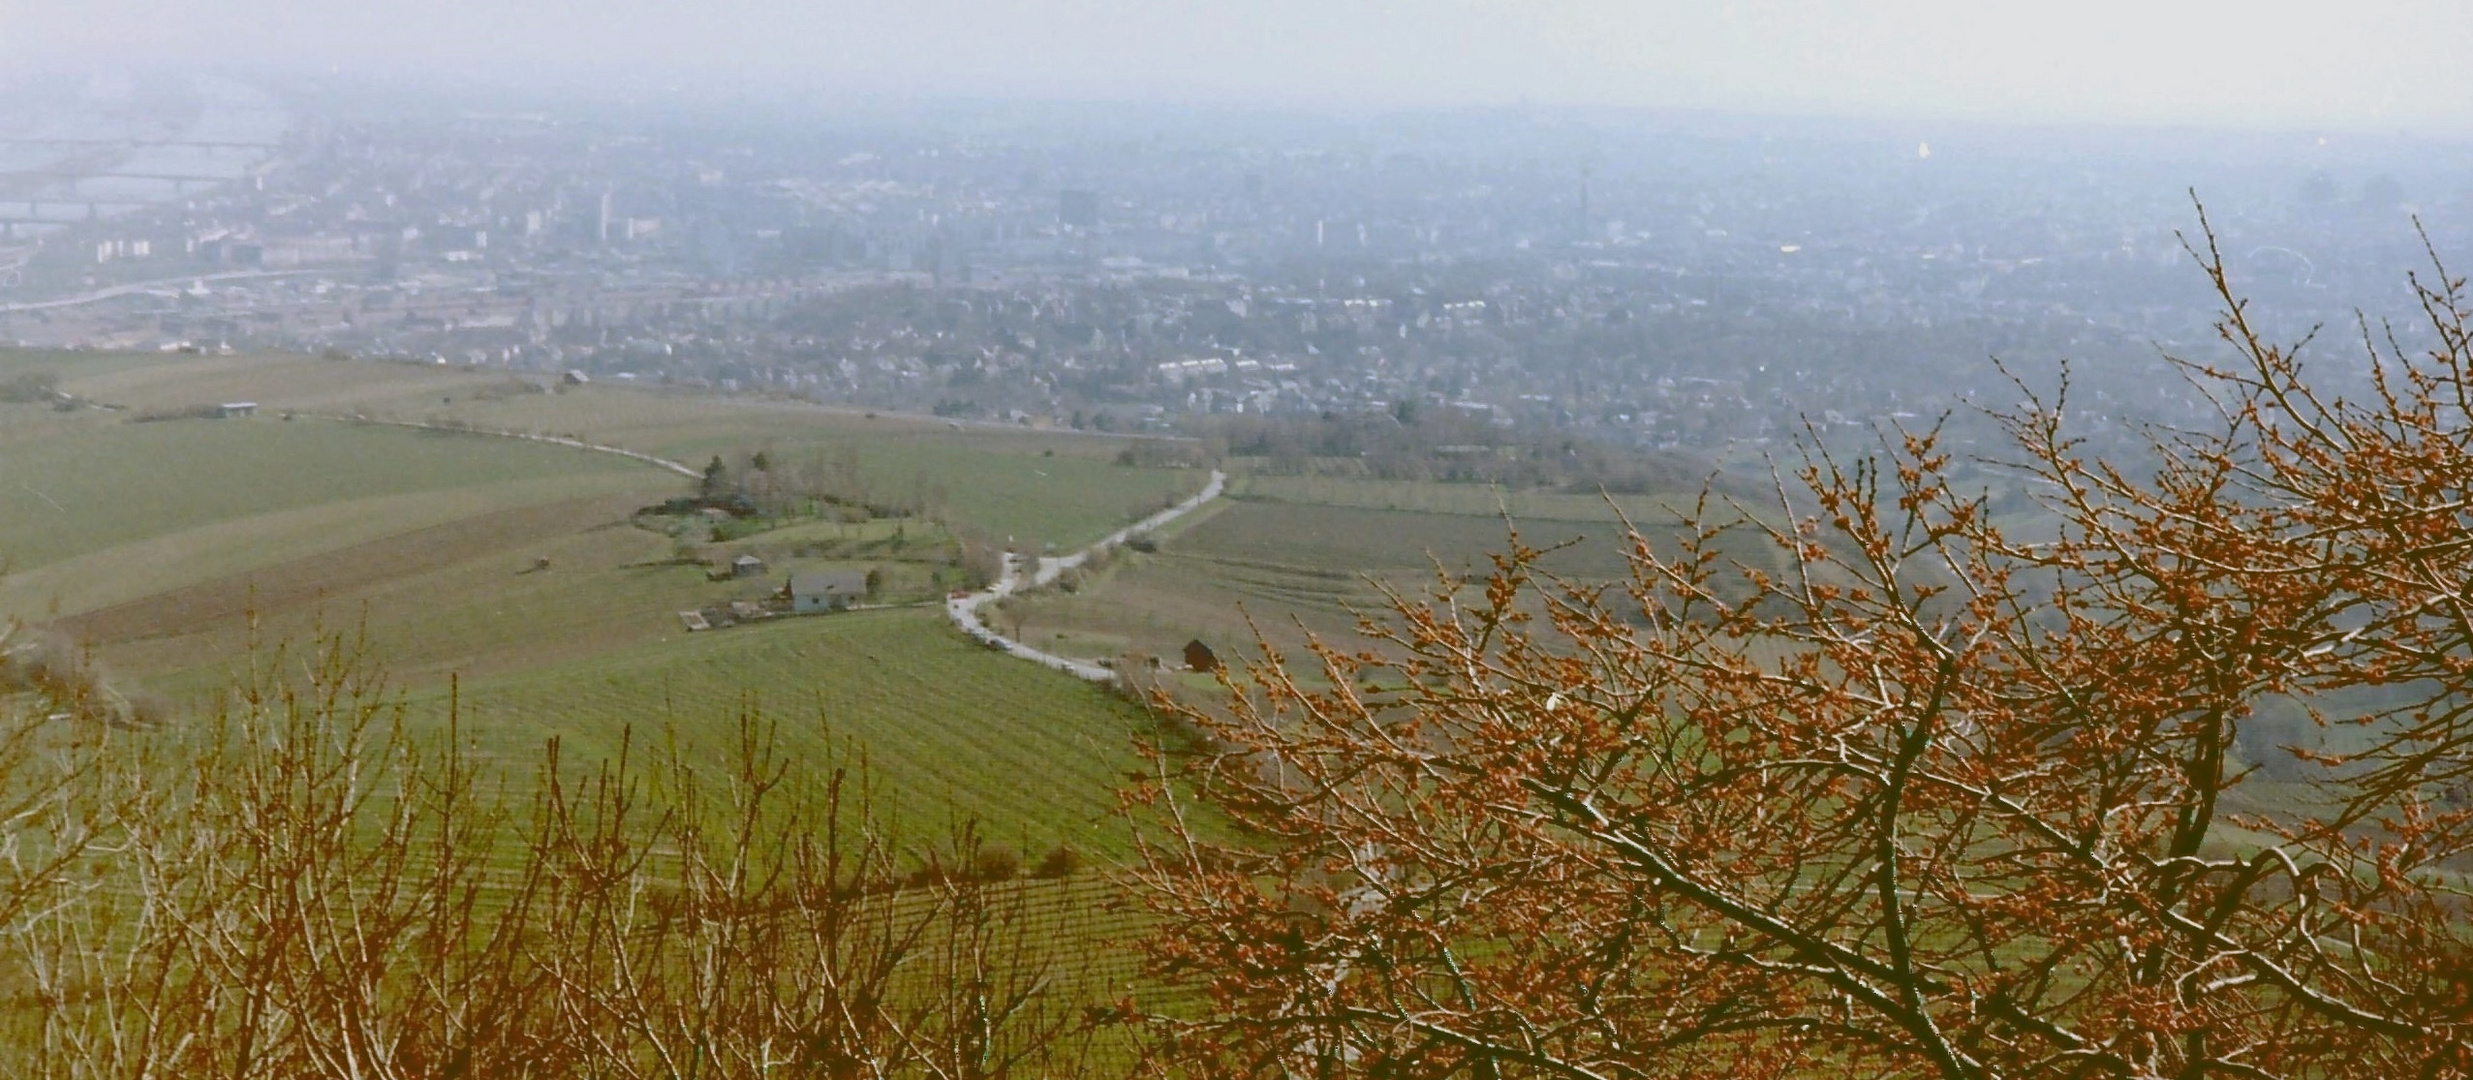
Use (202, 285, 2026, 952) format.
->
(679, 559, 872, 632)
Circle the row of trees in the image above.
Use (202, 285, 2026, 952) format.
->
(698, 445, 956, 523)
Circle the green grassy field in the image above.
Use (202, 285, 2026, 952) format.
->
(0, 419, 650, 573)
(13, 348, 1207, 552)
(97, 498, 718, 689)
(1236, 472, 1696, 522)
(53, 350, 544, 416)
(395, 608, 1158, 857)
(1000, 476, 1753, 675)
(0, 346, 1741, 1048)
(0, 346, 1189, 870)
(416, 386, 1208, 550)
(0, 348, 1720, 975)
(0, 476, 655, 620)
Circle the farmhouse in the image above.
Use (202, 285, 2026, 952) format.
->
(214, 402, 258, 418)
(731, 554, 767, 578)
(787, 570, 870, 614)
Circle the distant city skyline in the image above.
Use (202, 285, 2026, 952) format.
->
(4, 0, 2469, 135)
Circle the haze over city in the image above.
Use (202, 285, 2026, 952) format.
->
(7, 0, 2472, 131)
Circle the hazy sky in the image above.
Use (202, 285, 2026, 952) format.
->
(7, 0, 2469, 132)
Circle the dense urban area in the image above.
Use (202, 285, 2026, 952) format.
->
(5, 69, 2472, 462)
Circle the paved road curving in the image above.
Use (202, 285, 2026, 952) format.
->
(946, 469, 1226, 684)
(321, 407, 1217, 688)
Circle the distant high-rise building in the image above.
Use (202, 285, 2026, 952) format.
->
(1058, 189, 1100, 229)
(598, 190, 614, 244)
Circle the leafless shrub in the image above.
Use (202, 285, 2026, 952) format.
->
(956, 535, 1007, 590)
(1031, 845, 1083, 880)
(971, 843, 1023, 882)
(0, 633, 1125, 1078)
(0, 624, 140, 729)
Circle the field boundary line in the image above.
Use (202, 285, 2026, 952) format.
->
(299, 414, 701, 479)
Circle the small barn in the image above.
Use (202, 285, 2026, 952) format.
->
(730, 554, 767, 578)
(214, 402, 258, 418)
(1183, 639, 1220, 673)
(788, 570, 871, 614)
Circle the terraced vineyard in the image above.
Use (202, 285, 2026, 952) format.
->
(948, 873, 1176, 1013)
(0, 345, 1202, 1035)
(408, 608, 1161, 858)
(989, 459, 1803, 700)
(1236, 472, 1697, 523)
(0, 419, 649, 575)
(0, 346, 1193, 874)
(995, 492, 1703, 666)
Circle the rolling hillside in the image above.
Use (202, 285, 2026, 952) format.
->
(0, 347, 1186, 858)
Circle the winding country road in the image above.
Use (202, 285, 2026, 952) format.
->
(326, 408, 1221, 686)
(947, 469, 1226, 683)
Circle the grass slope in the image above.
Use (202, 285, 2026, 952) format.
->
(999, 468, 1782, 680)
(0, 347, 1192, 868)
(408, 609, 1156, 858)
(0, 419, 647, 573)
(1237, 473, 1693, 522)
(9, 348, 1208, 551)
(1001, 496, 1675, 668)
(0, 476, 660, 622)
(426, 388, 1205, 549)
